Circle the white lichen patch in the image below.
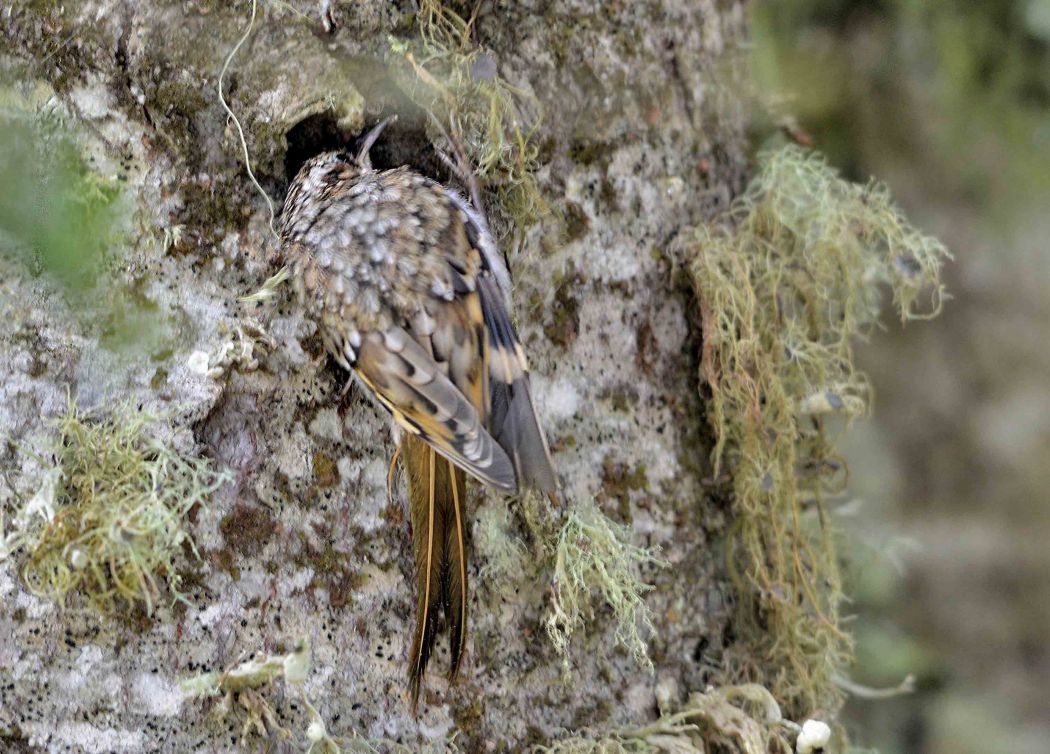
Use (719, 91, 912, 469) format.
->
(796, 719, 831, 754)
(276, 425, 314, 481)
(187, 349, 211, 376)
(309, 406, 344, 442)
(133, 672, 183, 717)
(31, 722, 144, 754)
(533, 375, 581, 423)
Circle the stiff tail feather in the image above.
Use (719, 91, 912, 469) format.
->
(402, 433, 468, 711)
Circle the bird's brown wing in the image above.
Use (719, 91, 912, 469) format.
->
(353, 325, 515, 491)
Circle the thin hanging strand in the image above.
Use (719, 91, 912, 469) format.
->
(218, 0, 278, 238)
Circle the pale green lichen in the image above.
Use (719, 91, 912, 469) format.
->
(1, 399, 230, 615)
(239, 265, 289, 303)
(474, 501, 527, 596)
(673, 146, 950, 716)
(181, 639, 313, 743)
(180, 639, 312, 699)
(544, 500, 663, 670)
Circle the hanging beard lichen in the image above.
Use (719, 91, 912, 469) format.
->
(673, 146, 950, 717)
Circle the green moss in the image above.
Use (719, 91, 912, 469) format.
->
(452, 695, 486, 735)
(294, 525, 364, 611)
(599, 386, 638, 414)
(562, 201, 591, 243)
(211, 547, 241, 581)
(545, 261, 584, 349)
(599, 456, 647, 521)
(312, 451, 340, 488)
(150, 367, 169, 390)
(219, 502, 276, 557)
(673, 146, 950, 716)
(567, 136, 617, 168)
(544, 499, 664, 671)
(2, 399, 230, 615)
(0, 725, 33, 754)
(9, 322, 51, 379)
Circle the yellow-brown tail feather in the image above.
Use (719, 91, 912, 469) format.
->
(445, 458, 468, 681)
(402, 435, 468, 711)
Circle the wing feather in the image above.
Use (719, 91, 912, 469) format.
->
(476, 274, 558, 492)
(355, 328, 516, 491)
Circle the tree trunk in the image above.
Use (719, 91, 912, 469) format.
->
(0, 2, 760, 752)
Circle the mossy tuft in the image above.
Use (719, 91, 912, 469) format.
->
(388, 1, 547, 231)
(673, 146, 950, 716)
(544, 500, 664, 670)
(2, 399, 230, 615)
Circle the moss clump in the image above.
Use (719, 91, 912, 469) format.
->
(2, 399, 230, 615)
(388, 1, 547, 231)
(544, 500, 664, 670)
(219, 502, 276, 557)
(545, 261, 585, 349)
(599, 455, 648, 518)
(292, 525, 365, 611)
(562, 201, 591, 243)
(312, 451, 340, 488)
(673, 146, 950, 716)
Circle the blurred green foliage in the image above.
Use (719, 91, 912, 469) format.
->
(752, 1, 1050, 753)
(752, 0, 1050, 218)
(0, 88, 186, 361)
(0, 109, 121, 294)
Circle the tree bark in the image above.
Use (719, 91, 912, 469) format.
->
(0, 1, 751, 751)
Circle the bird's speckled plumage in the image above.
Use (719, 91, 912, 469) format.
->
(279, 150, 557, 708)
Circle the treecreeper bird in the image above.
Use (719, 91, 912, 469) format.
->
(278, 121, 558, 710)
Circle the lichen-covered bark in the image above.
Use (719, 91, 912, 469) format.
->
(0, 1, 749, 751)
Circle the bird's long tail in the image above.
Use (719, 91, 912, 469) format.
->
(401, 433, 468, 711)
